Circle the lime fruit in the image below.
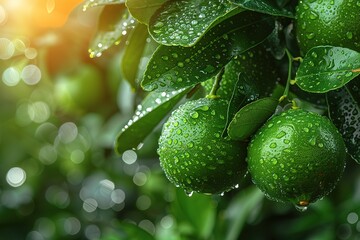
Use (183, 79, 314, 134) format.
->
(158, 97, 248, 194)
(296, 0, 360, 54)
(247, 108, 346, 209)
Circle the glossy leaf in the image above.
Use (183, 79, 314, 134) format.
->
(219, 50, 280, 137)
(172, 188, 216, 239)
(327, 80, 360, 163)
(205, 44, 281, 101)
(295, 46, 360, 93)
(224, 186, 264, 240)
(89, 5, 135, 58)
(142, 12, 275, 92)
(115, 88, 190, 154)
(229, 0, 294, 17)
(126, 0, 168, 25)
(227, 97, 278, 140)
(121, 23, 148, 89)
(149, 0, 243, 46)
(82, 0, 125, 11)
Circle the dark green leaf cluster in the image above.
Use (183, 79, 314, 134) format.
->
(88, 0, 360, 206)
(107, 0, 359, 166)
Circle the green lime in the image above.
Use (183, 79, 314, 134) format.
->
(247, 108, 346, 209)
(296, 0, 360, 54)
(158, 97, 248, 194)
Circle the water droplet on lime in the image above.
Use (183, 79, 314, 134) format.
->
(185, 190, 193, 197)
(190, 111, 199, 119)
(270, 143, 277, 148)
(295, 202, 309, 212)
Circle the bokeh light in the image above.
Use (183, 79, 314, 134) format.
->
(58, 122, 78, 143)
(84, 225, 101, 240)
(39, 144, 58, 165)
(45, 186, 70, 208)
(35, 218, 56, 239)
(160, 215, 174, 229)
(28, 101, 51, 123)
(0, 4, 7, 25)
(83, 198, 98, 213)
(2, 66, 20, 86)
(136, 195, 151, 211)
(122, 149, 137, 164)
(0, 37, 15, 59)
(64, 217, 81, 235)
(6, 167, 26, 187)
(21, 64, 41, 85)
(24, 47, 37, 59)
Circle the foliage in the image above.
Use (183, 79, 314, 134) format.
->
(1, 0, 360, 240)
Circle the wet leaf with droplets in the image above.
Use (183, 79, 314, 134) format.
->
(229, 0, 294, 18)
(327, 80, 360, 163)
(121, 23, 148, 89)
(82, 0, 125, 11)
(149, 0, 243, 46)
(205, 44, 281, 102)
(142, 11, 275, 92)
(228, 97, 278, 140)
(89, 5, 135, 58)
(126, 0, 168, 25)
(115, 87, 190, 154)
(295, 46, 360, 93)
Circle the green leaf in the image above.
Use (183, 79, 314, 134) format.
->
(142, 11, 275, 92)
(327, 80, 360, 163)
(115, 87, 190, 154)
(126, 0, 168, 25)
(224, 186, 264, 240)
(172, 188, 216, 239)
(227, 97, 278, 140)
(295, 46, 360, 93)
(108, 221, 155, 240)
(82, 0, 125, 11)
(149, 0, 243, 46)
(205, 44, 281, 101)
(89, 5, 135, 58)
(229, 0, 294, 18)
(219, 49, 280, 136)
(121, 23, 149, 89)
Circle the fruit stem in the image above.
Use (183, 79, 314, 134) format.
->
(279, 49, 294, 103)
(207, 67, 225, 99)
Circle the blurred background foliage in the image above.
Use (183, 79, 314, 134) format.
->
(0, 1, 360, 240)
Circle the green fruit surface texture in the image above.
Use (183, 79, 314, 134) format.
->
(247, 108, 346, 207)
(158, 97, 248, 194)
(296, 0, 360, 54)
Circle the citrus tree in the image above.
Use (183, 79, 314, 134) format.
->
(0, 0, 360, 239)
(112, 0, 359, 238)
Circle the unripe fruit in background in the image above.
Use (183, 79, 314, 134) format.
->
(54, 64, 104, 115)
